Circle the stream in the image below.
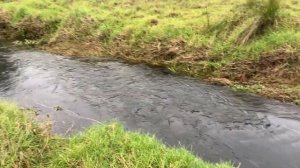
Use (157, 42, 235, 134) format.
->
(1, 46, 300, 168)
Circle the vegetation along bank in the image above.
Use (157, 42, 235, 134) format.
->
(0, 0, 300, 104)
(0, 101, 231, 167)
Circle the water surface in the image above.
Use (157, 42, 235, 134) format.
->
(1, 47, 300, 168)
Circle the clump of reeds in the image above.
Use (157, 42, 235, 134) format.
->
(238, 0, 281, 44)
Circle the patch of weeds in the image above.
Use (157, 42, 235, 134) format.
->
(231, 84, 264, 93)
(295, 100, 300, 106)
(0, 101, 56, 167)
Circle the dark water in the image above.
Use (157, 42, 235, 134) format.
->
(1, 47, 300, 168)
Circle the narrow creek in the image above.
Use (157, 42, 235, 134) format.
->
(1, 46, 300, 168)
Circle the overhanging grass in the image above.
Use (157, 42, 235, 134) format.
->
(0, 101, 231, 168)
(50, 123, 230, 168)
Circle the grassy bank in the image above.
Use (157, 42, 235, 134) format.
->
(0, 0, 300, 103)
(0, 101, 231, 168)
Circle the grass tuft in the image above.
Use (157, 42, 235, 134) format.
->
(0, 101, 53, 168)
(238, 0, 282, 45)
(0, 101, 231, 168)
(50, 123, 230, 168)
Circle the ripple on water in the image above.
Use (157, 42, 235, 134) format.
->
(0, 49, 300, 168)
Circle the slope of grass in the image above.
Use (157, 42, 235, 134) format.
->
(0, 101, 231, 168)
(0, 0, 300, 103)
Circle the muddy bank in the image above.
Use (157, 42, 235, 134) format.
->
(3, 35, 300, 104)
(46, 39, 300, 104)
(219, 49, 300, 102)
(1, 48, 300, 168)
(27, 40, 300, 104)
(0, 10, 12, 40)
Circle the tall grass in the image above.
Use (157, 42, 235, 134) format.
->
(246, 0, 281, 24)
(261, 0, 281, 24)
(0, 101, 53, 167)
(238, 0, 282, 44)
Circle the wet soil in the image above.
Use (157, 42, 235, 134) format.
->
(1, 47, 300, 168)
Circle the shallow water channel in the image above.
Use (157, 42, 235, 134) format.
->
(1, 46, 300, 168)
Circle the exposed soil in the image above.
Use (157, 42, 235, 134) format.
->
(219, 49, 300, 101)
(14, 17, 49, 40)
(220, 49, 300, 84)
(45, 41, 103, 57)
(0, 10, 13, 40)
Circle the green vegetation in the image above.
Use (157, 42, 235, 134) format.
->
(0, 101, 54, 167)
(0, 101, 231, 168)
(231, 84, 264, 94)
(0, 0, 299, 103)
(238, 0, 281, 45)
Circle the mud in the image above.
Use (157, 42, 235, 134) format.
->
(1, 47, 300, 168)
(0, 10, 13, 40)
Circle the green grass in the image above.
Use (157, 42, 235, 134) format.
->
(0, 101, 56, 167)
(295, 100, 300, 106)
(231, 84, 264, 94)
(0, 101, 231, 168)
(1, 0, 299, 62)
(1, 0, 299, 52)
